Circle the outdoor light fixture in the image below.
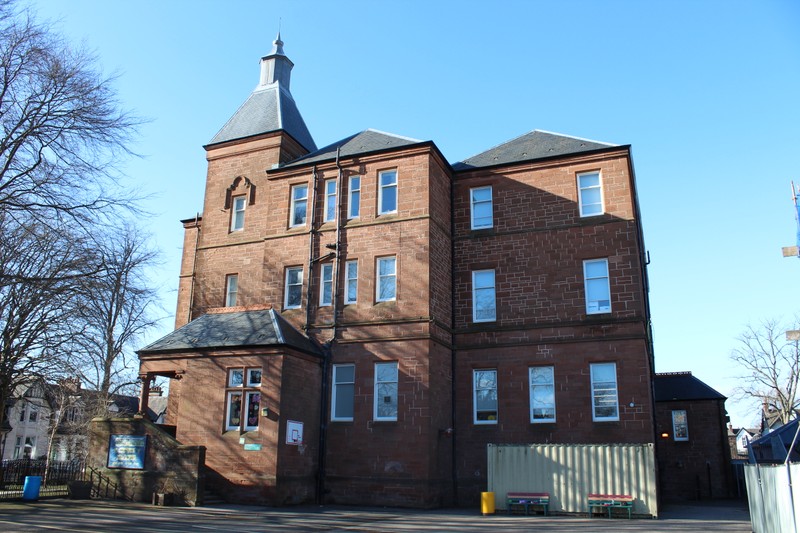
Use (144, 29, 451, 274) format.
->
(261, 407, 270, 417)
(661, 432, 669, 438)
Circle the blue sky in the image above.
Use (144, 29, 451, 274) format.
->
(27, 0, 800, 427)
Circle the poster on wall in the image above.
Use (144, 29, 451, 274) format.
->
(286, 420, 303, 445)
(107, 434, 147, 469)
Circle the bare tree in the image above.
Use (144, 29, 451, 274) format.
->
(0, 0, 139, 229)
(0, 0, 141, 455)
(731, 318, 800, 426)
(69, 225, 161, 396)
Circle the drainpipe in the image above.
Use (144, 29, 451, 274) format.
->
(449, 169, 458, 505)
(317, 148, 344, 504)
(305, 166, 319, 332)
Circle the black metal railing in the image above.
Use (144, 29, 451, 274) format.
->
(0, 458, 85, 500)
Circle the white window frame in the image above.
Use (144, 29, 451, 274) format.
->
(230, 195, 246, 231)
(284, 266, 303, 309)
(584, 258, 611, 314)
(323, 178, 337, 223)
(472, 269, 496, 322)
(473, 369, 498, 424)
(378, 170, 398, 215)
(470, 186, 493, 230)
(320, 263, 333, 307)
(225, 391, 243, 431)
(374, 361, 398, 421)
(226, 367, 262, 432)
(331, 364, 355, 422)
(578, 171, 604, 217)
(590, 362, 619, 422)
(348, 176, 361, 219)
(225, 274, 238, 307)
(672, 409, 689, 441)
(290, 183, 309, 227)
(345, 260, 358, 304)
(376, 256, 397, 302)
(529, 366, 556, 423)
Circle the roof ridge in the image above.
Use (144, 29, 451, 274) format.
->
(533, 129, 618, 147)
(364, 128, 424, 143)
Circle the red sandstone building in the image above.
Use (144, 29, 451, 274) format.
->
(137, 35, 655, 507)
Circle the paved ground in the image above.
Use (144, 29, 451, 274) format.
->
(0, 499, 752, 532)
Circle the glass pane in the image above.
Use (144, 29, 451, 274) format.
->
(474, 270, 494, 289)
(322, 281, 332, 304)
(227, 392, 242, 427)
(380, 171, 397, 186)
(582, 188, 601, 206)
(293, 200, 307, 225)
(376, 383, 397, 418)
(379, 258, 396, 276)
(476, 389, 497, 410)
(475, 287, 496, 320)
(580, 173, 600, 188)
(347, 261, 358, 278)
(229, 369, 244, 387)
(475, 370, 496, 389)
(381, 186, 397, 212)
(531, 367, 553, 384)
(288, 268, 303, 285)
(326, 195, 336, 221)
(326, 180, 337, 194)
(293, 185, 308, 200)
(376, 363, 398, 383)
(585, 260, 607, 278)
(334, 383, 354, 418)
(591, 363, 616, 383)
(335, 365, 354, 383)
(379, 277, 396, 300)
(472, 187, 491, 202)
(473, 203, 492, 226)
(350, 176, 360, 190)
(350, 191, 360, 217)
(245, 392, 260, 429)
(288, 285, 302, 307)
(347, 279, 357, 302)
(587, 278, 610, 300)
(247, 369, 261, 386)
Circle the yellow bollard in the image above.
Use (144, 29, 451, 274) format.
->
(481, 491, 495, 515)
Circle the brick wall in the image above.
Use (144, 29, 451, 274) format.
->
(655, 399, 733, 501)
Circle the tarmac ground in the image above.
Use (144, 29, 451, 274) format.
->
(0, 498, 752, 532)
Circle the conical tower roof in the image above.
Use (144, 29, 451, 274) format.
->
(208, 34, 317, 152)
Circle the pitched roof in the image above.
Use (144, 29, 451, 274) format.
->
(452, 130, 619, 171)
(278, 129, 424, 169)
(654, 372, 727, 402)
(207, 35, 316, 152)
(137, 308, 321, 357)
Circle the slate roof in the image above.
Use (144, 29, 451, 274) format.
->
(208, 86, 317, 152)
(279, 129, 424, 169)
(138, 308, 321, 357)
(453, 130, 619, 171)
(654, 372, 727, 402)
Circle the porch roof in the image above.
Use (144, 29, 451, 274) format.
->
(137, 308, 322, 357)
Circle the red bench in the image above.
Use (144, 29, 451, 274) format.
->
(587, 493, 633, 519)
(506, 492, 550, 516)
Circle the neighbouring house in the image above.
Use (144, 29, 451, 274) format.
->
(136, 34, 655, 508)
(1, 377, 139, 462)
(653, 372, 733, 501)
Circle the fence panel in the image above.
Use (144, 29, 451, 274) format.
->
(0, 459, 85, 500)
(745, 463, 799, 533)
(487, 443, 657, 517)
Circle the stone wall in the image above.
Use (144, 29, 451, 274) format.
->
(87, 416, 205, 506)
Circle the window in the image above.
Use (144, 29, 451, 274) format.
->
(345, 260, 358, 304)
(28, 403, 38, 423)
(332, 364, 355, 421)
(672, 410, 689, 441)
(472, 270, 496, 322)
(348, 176, 361, 219)
(230, 196, 246, 231)
(473, 369, 498, 424)
(225, 367, 261, 432)
(584, 259, 611, 314)
(225, 274, 238, 307)
(13, 436, 21, 459)
(290, 184, 308, 227)
(320, 263, 333, 306)
(374, 362, 398, 421)
(578, 171, 603, 217)
(323, 179, 337, 223)
(470, 186, 493, 229)
(529, 367, 555, 423)
(590, 363, 619, 421)
(284, 267, 303, 309)
(376, 256, 396, 302)
(15, 436, 35, 459)
(378, 170, 397, 215)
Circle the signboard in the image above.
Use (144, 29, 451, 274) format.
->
(286, 420, 303, 445)
(243, 443, 262, 451)
(107, 434, 147, 469)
